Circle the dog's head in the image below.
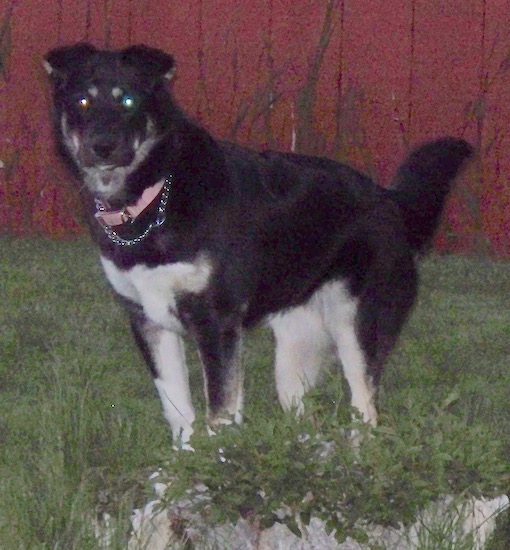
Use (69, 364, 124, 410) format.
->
(44, 43, 175, 201)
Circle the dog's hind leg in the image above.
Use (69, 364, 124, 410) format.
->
(355, 256, 418, 400)
(330, 313, 378, 427)
(269, 306, 330, 415)
(330, 251, 417, 428)
(130, 314, 195, 450)
(319, 282, 379, 427)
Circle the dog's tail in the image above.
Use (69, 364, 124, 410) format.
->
(388, 137, 474, 253)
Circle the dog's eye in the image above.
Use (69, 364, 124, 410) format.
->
(121, 94, 135, 110)
(77, 96, 90, 109)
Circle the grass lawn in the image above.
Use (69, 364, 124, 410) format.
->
(0, 236, 509, 548)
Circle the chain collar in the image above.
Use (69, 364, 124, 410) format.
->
(94, 176, 171, 246)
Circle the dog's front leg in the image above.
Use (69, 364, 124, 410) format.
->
(130, 312, 195, 450)
(179, 297, 244, 430)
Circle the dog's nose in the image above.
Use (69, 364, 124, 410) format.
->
(92, 142, 116, 160)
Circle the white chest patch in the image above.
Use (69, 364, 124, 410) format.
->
(100, 255, 212, 331)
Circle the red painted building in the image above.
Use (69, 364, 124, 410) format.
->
(0, 0, 509, 256)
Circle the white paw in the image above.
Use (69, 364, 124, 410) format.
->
(172, 442, 195, 452)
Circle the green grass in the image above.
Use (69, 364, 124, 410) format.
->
(0, 236, 509, 548)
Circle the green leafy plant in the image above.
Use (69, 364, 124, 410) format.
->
(159, 382, 508, 544)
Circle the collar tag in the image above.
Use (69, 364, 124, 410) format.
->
(93, 176, 172, 247)
(95, 180, 165, 227)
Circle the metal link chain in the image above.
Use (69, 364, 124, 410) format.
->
(95, 176, 172, 247)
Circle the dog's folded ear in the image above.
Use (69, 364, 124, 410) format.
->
(44, 43, 175, 85)
(44, 43, 97, 84)
(121, 45, 176, 81)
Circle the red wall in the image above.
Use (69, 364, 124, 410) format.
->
(0, 0, 509, 256)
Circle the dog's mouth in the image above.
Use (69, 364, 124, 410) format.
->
(82, 164, 133, 202)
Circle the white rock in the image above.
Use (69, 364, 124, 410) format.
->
(126, 476, 508, 550)
(128, 500, 173, 550)
(365, 494, 509, 550)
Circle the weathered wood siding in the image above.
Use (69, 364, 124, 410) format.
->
(0, 0, 509, 255)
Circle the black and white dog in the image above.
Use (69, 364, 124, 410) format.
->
(44, 43, 472, 449)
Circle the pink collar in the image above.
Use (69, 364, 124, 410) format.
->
(95, 180, 165, 227)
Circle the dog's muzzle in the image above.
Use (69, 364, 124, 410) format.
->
(81, 135, 136, 168)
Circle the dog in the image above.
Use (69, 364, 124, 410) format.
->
(44, 43, 473, 449)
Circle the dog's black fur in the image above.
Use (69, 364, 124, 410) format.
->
(44, 43, 473, 447)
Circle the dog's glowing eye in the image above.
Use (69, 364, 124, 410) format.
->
(121, 95, 135, 109)
(78, 96, 90, 109)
